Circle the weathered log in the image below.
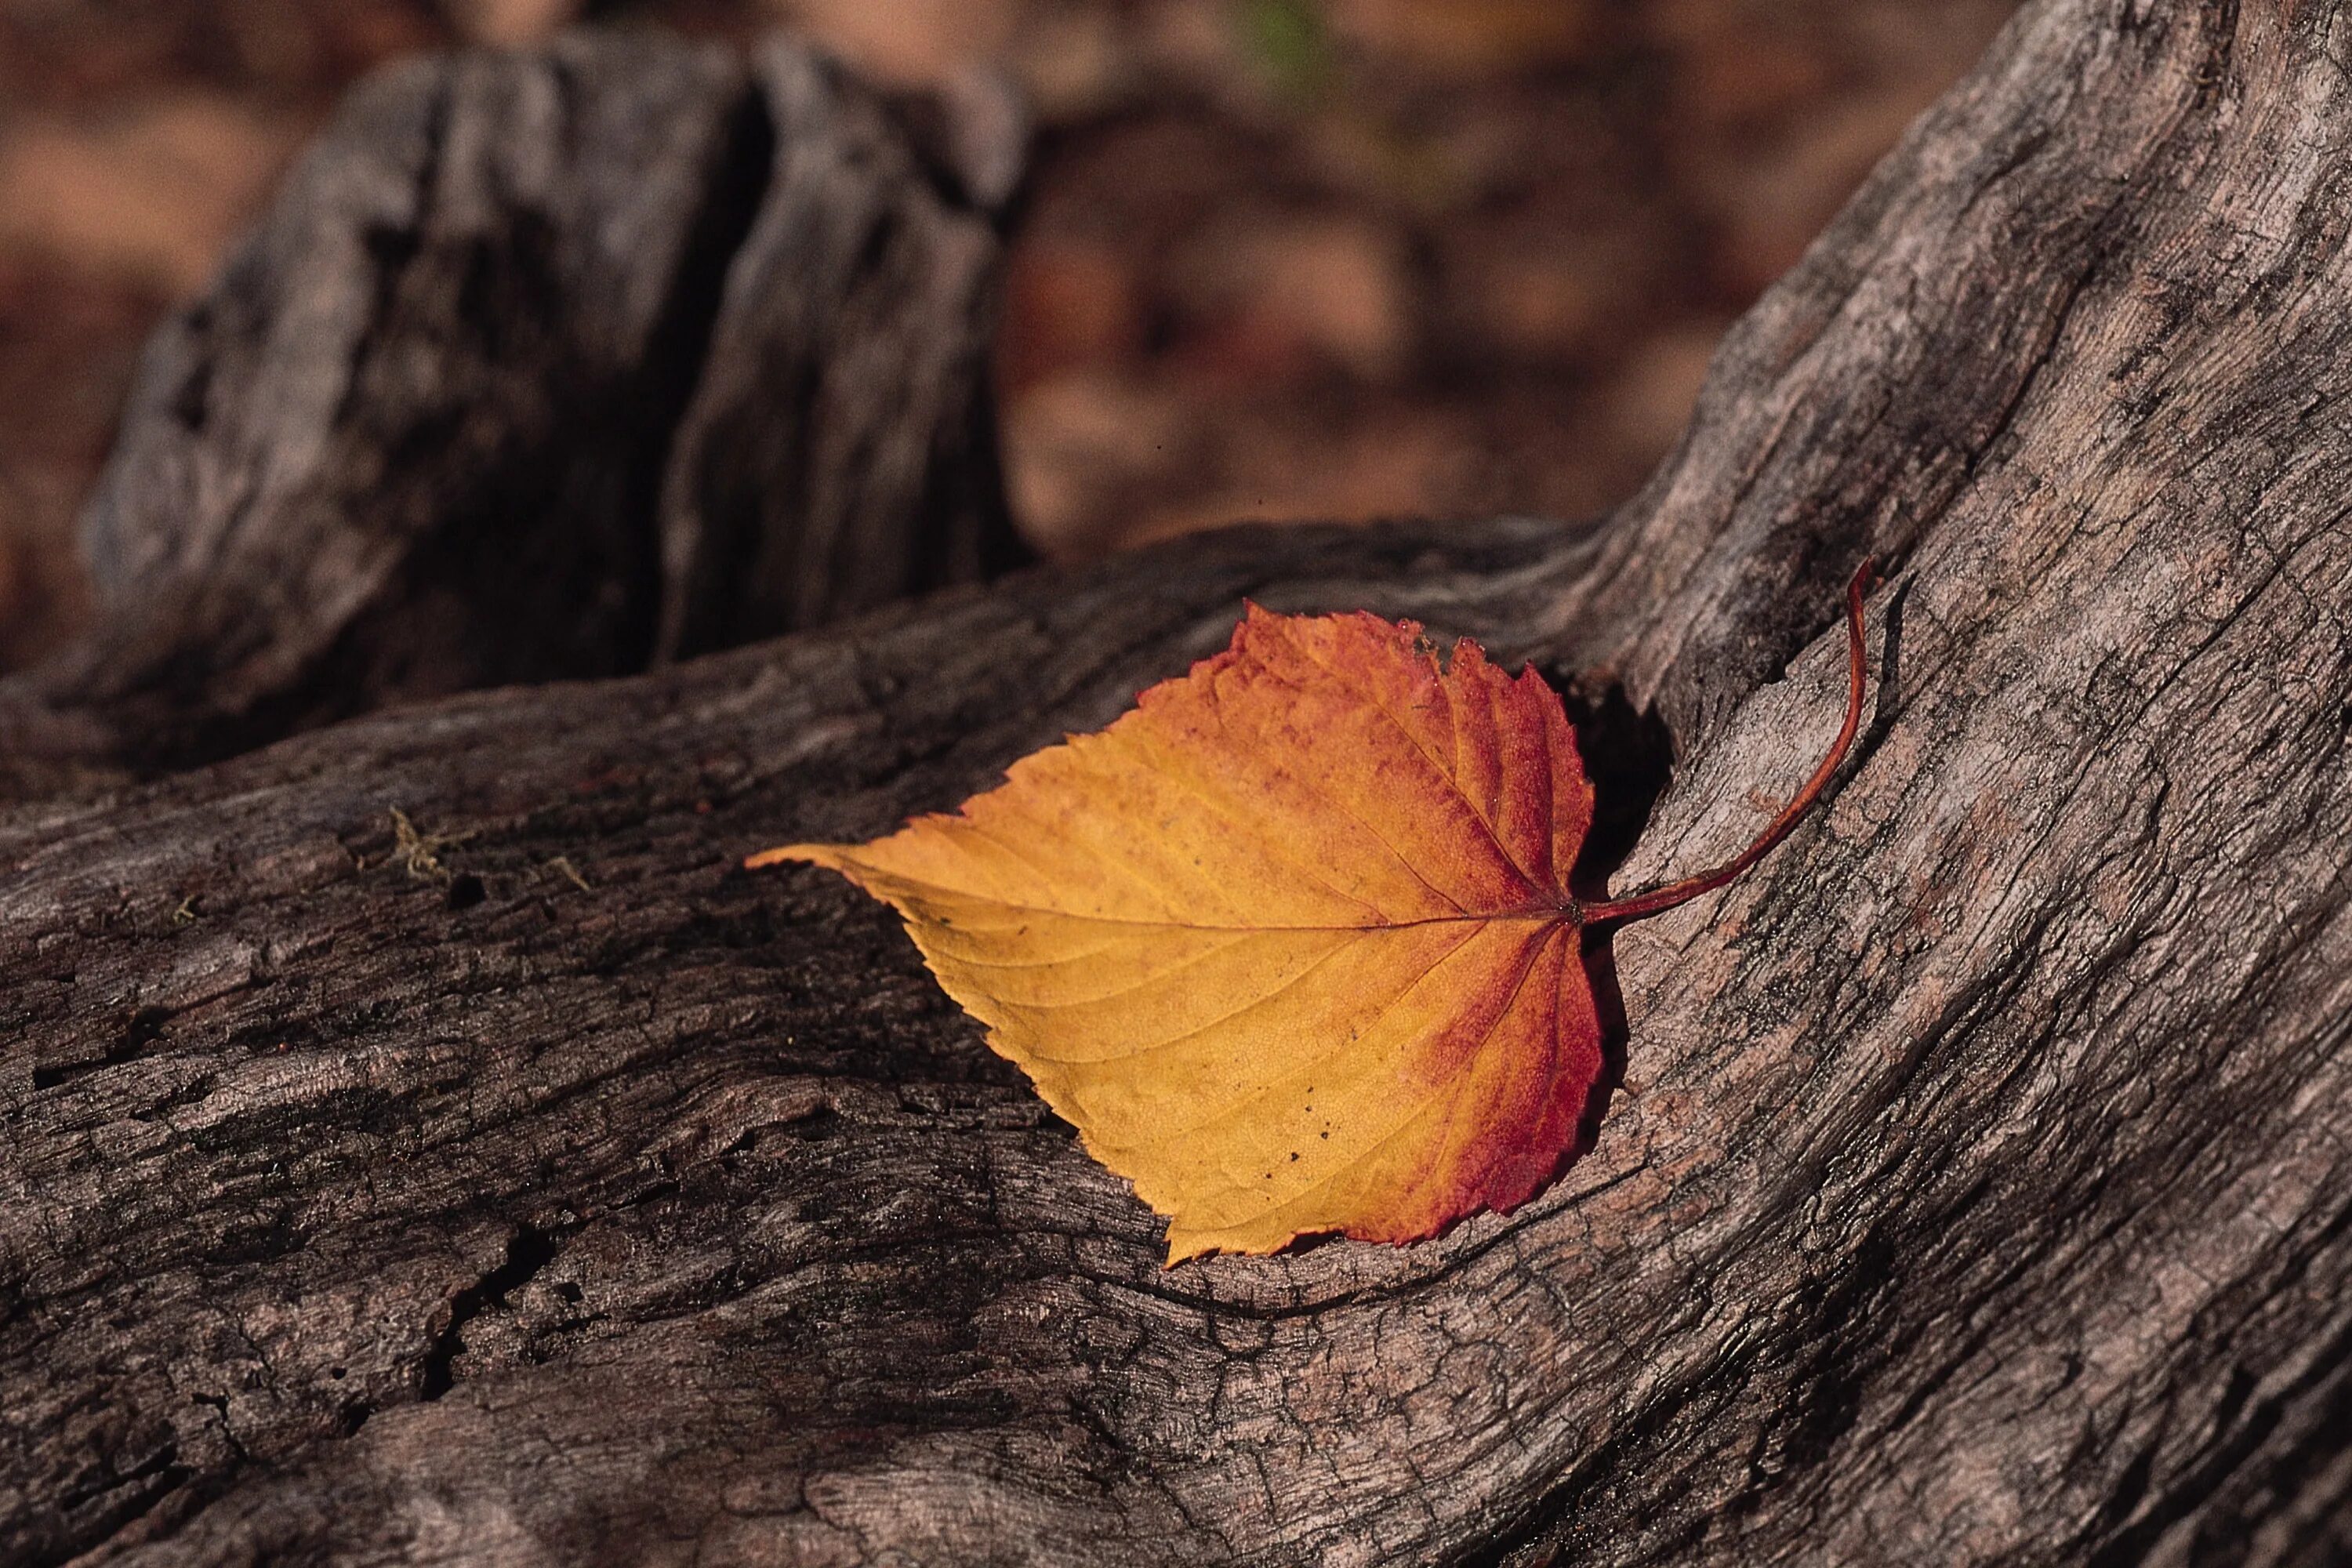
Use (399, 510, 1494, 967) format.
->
(9, 2, 2352, 1564)
(0, 31, 1026, 790)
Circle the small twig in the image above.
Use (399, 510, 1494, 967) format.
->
(1584, 557, 1875, 926)
(389, 808, 479, 886)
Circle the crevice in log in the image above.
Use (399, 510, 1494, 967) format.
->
(415, 1222, 579, 1405)
(1559, 681, 1678, 906)
(28, 1005, 172, 1092)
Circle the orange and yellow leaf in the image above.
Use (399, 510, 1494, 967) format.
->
(757, 559, 1875, 1261)
(755, 605, 1610, 1262)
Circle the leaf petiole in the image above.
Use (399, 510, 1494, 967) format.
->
(1581, 557, 1875, 927)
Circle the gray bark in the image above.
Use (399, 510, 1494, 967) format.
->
(8, 2, 2351, 1565)
(0, 31, 1026, 789)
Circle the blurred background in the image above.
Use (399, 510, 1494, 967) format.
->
(0, 0, 2019, 672)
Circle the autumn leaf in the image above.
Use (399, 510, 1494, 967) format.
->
(753, 564, 1871, 1262)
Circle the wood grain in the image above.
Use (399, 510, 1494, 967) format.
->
(9, 2, 2350, 1563)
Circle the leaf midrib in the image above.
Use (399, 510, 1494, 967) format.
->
(886, 875, 1578, 935)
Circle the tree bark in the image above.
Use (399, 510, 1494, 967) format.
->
(8, 2, 2352, 1565)
(0, 31, 1026, 792)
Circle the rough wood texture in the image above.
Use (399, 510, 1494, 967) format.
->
(0, 31, 1026, 787)
(9, 2, 2351, 1563)
(655, 46, 1028, 662)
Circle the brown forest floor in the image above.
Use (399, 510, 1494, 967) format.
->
(0, 0, 2017, 673)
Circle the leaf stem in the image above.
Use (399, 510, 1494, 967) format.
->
(1581, 557, 1875, 927)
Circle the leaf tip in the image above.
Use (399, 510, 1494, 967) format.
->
(1163, 1235, 1242, 1268)
(745, 843, 834, 872)
(1162, 1223, 1320, 1266)
(1163, 1223, 1234, 1266)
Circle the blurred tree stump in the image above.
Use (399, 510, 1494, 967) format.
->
(10, 3, 2352, 1564)
(0, 31, 1027, 788)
